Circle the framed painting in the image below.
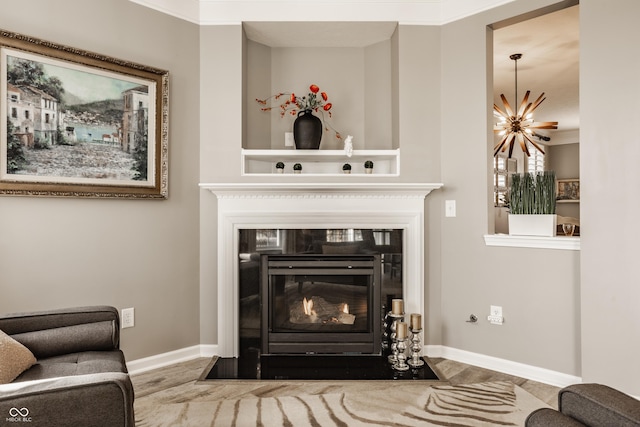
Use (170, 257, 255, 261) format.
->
(557, 178, 579, 202)
(0, 29, 168, 198)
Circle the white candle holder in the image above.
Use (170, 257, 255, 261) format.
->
(387, 313, 404, 364)
(408, 327, 425, 368)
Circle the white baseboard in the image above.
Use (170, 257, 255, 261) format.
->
(127, 344, 218, 375)
(425, 345, 582, 388)
(199, 344, 219, 358)
(127, 343, 581, 388)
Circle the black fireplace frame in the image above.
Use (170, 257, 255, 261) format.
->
(261, 254, 382, 355)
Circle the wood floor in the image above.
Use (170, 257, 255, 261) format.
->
(131, 356, 561, 413)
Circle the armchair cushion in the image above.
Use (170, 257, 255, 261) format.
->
(0, 372, 134, 427)
(15, 350, 127, 382)
(559, 383, 640, 427)
(11, 320, 118, 359)
(526, 383, 640, 427)
(526, 408, 587, 426)
(0, 329, 37, 384)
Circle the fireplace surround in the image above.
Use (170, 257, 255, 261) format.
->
(200, 182, 442, 358)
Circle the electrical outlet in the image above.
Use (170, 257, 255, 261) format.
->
(488, 305, 504, 325)
(490, 305, 502, 317)
(121, 307, 135, 329)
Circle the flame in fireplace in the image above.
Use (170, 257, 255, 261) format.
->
(343, 303, 349, 314)
(303, 297, 313, 316)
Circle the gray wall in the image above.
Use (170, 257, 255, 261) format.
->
(0, 0, 201, 360)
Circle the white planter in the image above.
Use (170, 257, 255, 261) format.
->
(508, 214, 557, 237)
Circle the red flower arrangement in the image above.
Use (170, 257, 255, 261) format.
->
(256, 84, 342, 140)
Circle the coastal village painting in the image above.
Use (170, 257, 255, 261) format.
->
(2, 48, 155, 188)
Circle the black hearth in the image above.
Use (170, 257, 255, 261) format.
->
(261, 254, 381, 355)
(203, 353, 439, 380)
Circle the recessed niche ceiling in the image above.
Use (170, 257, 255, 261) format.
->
(243, 22, 398, 48)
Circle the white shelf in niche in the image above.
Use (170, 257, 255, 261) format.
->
(242, 149, 400, 176)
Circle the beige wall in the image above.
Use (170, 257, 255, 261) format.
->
(439, 0, 581, 377)
(0, 0, 201, 360)
(364, 40, 393, 150)
(549, 144, 580, 180)
(245, 40, 272, 150)
(244, 41, 393, 151)
(5, 0, 640, 396)
(581, 0, 640, 394)
(549, 143, 580, 219)
(199, 25, 244, 345)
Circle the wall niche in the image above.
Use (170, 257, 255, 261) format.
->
(243, 22, 398, 152)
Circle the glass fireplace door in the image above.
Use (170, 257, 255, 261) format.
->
(261, 254, 381, 355)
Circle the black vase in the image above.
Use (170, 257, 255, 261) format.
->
(293, 110, 322, 149)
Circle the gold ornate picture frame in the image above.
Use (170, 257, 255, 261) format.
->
(0, 29, 168, 198)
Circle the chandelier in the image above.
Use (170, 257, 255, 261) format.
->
(493, 53, 558, 157)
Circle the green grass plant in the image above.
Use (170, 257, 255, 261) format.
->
(509, 171, 556, 215)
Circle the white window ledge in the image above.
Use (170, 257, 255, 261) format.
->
(484, 234, 580, 251)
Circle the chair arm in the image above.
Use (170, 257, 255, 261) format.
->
(559, 383, 640, 427)
(0, 373, 134, 427)
(0, 306, 119, 345)
(526, 408, 587, 426)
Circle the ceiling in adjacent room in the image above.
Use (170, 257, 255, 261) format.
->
(493, 5, 579, 138)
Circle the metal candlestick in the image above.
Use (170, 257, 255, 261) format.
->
(408, 327, 425, 368)
(393, 336, 410, 371)
(381, 310, 390, 351)
(387, 313, 404, 364)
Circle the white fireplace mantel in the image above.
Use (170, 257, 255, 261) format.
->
(200, 181, 443, 357)
(200, 182, 443, 198)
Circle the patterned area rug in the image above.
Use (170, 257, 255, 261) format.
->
(135, 381, 549, 426)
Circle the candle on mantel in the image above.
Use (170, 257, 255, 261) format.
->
(391, 299, 404, 315)
(410, 313, 422, 330)
(396, 321, 408, 340)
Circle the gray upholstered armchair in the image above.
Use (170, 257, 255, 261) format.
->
(0, 306, 134, 426)
(526, 383, 640, 426)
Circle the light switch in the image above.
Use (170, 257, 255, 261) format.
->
(445, 200, 456, 217)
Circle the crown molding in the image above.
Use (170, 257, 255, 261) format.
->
(129, 0, 516, 26)
(130, 0, 201, 24)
